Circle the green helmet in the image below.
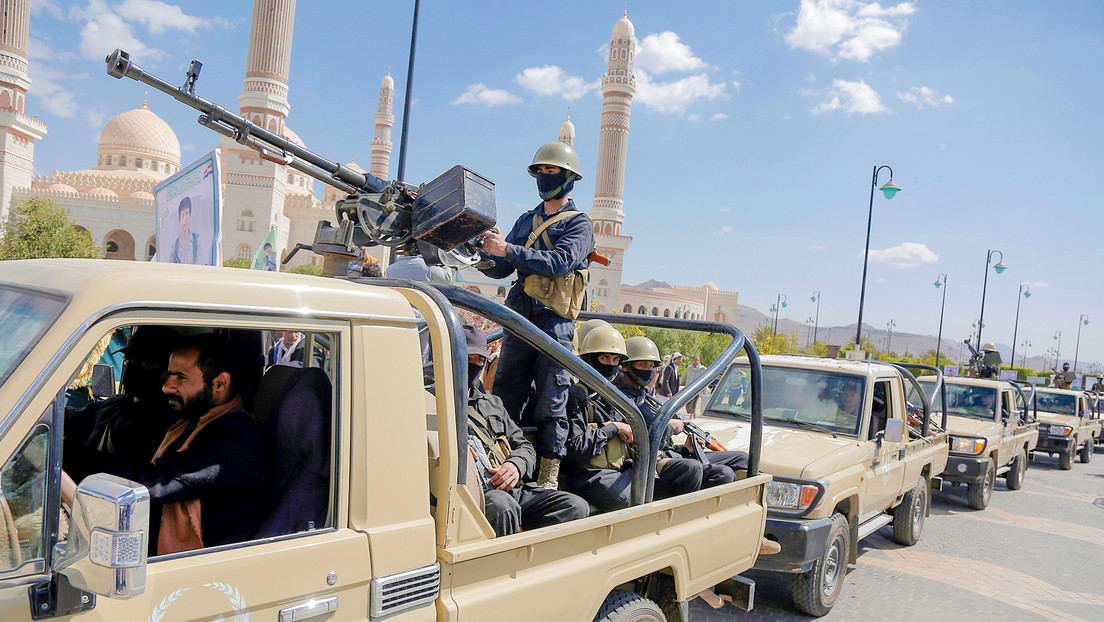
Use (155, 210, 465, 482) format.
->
(581, 325, 627, 357)
(575, 319, 611, 353)
(983, 342, 996, 352)
(528, 142, 583, 180)
(624, 336, 661, 365)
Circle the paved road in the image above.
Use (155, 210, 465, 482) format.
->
(690, 443, 1104, 621)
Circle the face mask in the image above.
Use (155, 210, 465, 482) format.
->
(536, 171, 576, 201)
(468, 363, 485, 390)
(623, 365, 655, 388)
(593, 361, 620, 381)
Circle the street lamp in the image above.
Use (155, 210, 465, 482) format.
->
(811, 291, 821, 345)
(1053, 331, 1062, 369)
(1020, 340, 1031, 369)
(886, 319, 897, 355)
(1009, 283, 1031, 371)
(933, 274, 947, 368)
(975, 249, 1006, 352)
(1074, 314, 1089, 372)
(856, 165, 900, 347)
(770, 293, 788, 336)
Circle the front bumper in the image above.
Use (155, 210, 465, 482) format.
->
(941, 455, 990, 485)
(1035, 435, 1075, 454)
(753, 515, 835, 574)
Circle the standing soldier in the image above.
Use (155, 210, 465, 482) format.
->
(681, 354, 708, 417)
(1054, 362, 1076, 389)
(477, 142, 595, 489)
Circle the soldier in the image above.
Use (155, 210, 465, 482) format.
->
(1054, 362, 1076, 389)
(979, 342, 1003, 379)
(476, 142, 595, 489)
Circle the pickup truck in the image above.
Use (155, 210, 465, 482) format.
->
(915, 377, 1039, 509)
(690, 355, 949, 616)
(1032, 387, 1102, 469)
(0, 259, 772, 622)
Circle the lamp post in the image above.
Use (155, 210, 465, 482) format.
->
(975, 249, 1006, 352)
(855, 165, 900, 347)
(1009, 283, 1031, 370)
(1053, 331, 1062, 369)
(933, 274, 947, 368)
(1020, 340, 1031, 369)
(770, 293, 788, 336)
(886, 319, 897, 355)
(1074, 314, 1089, 372)
(806, 317, 815, 348)
(811, 291, 821, 344)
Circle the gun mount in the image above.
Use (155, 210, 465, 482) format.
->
(105, 49, 495, 275)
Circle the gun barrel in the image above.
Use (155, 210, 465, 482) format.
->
(105, 49, 386, 196)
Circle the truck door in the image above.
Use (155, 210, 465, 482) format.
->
(0, 315, 390, 622)
(860, 378, 907, 518)
(999, 390, 1017, 457)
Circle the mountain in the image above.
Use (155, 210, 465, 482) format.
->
(630, 279, 672, 290)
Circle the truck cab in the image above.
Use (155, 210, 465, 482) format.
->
(1032, 387, 1101, 470)
(688, 355, 949, 616)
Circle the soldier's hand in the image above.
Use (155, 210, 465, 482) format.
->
(684, 435, 705, 451)
(612, 422, 634, 442)
(478, 228, 508, 258)
(487, 462, 520, 491)
(667, 419, 686, 435)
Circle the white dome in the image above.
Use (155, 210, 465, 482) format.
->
(613, 12, 634, 38)
(559, 116, 575, 143)
(282, 125, 305, 147)
(97, 104, 181, 166)
(703, 282, 719, 291)
(89, 187, 118, 197)
(131, 190, 154, 200)
(47, 183, 76, 192)
(381, 74, 394, 90)
(345, 158, 366, 174)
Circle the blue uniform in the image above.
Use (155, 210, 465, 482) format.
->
(479, 199, 594, 459)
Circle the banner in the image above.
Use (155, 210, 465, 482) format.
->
(944, 364, 959, 377)
(999, 369, 1018, 381)
(251, 227, 279, 271)
(153, 149, 222, 266)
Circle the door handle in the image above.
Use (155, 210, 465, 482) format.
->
(279, 596, 338, 622)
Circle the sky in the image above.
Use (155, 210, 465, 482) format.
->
(22, 0, 1104, 368)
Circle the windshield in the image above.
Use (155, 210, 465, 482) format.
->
(0, 286, 67, 388)
(929, 383, 998, 420)
(1036, 392, 1077, 416)
(707, 363, 865, 437)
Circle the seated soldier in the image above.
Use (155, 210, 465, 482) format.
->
(829, 381, 863, 429)
(463, 325, 588, 536)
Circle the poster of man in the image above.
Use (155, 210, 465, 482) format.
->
(153, 149, 222, 266)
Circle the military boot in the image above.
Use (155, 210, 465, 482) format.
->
(536, 457, 561, 490)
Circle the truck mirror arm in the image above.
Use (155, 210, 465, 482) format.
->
(889, 362, 946, 433)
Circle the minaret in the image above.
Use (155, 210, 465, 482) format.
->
(588, 12, 636, 312)
(222, 0, 295, 264)
(558, 115, 575, 147)
(369, 72, 395, 179)
(0, 0, 47, 220)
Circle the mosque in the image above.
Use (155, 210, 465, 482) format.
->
(0, 0, 739, 321)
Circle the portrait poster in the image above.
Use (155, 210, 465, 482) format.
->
(999, 369, 1018, 381)
(944, 364, 959, 377)
(153, 148, 222, 266)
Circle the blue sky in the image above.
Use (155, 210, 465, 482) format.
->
(24, 0, 1104, 367)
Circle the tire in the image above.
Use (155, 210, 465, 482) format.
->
(966, 459, 995, 510)
(891, 477, 927, 545)
(791, 513, 850, 617)
(1058, 450, 1073, 470)
(1005, 450, 1026, 491)
(1079, 440, 1092, 463)
(595, 590, 666, 622)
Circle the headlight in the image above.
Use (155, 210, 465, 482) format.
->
(1047, 424, 1073, 436)
(949, 435, 987, 455)
(765, 480, 821, 511)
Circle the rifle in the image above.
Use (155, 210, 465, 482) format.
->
(105, 50, 495, 275)
(680, 418, 728, 463)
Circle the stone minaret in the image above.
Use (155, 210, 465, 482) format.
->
(558, 115, 575, 147)
(369, 72, 394, 179)
(0, 0, 46, 220)
(588, 12, 636, 312)
(221, 0, 296, 264)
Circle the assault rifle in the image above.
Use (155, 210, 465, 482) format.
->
(105, 49, 495, 275)
(680, 418, 728, 463)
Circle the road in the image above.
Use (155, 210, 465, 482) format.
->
(690, 444, 1104, 621)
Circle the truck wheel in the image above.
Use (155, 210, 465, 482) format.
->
(1079, 440, 1093, 463)
(595, 590, 666, 622)
(966, 459, 995, 510)
(1058, 450, 1073, 470)
(1005, 450, 1026, 491)
(790, 513, 849, 617)
(891, 477, 927, 546)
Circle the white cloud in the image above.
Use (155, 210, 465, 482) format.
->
(452, 83, 521, 107)
(687, 113, 700, 121)
(897, 86, 954, 109)
(27, 64, 83, 118)
(785, 0, 916, 62)
(808, 244, 827, 251)
(635, 70, 728, 114)
(79, 9, 161, 62)
(718, 225, 733, 235)
(72, 0, 228, 62)
(30, 0, 64, 18)
(710, 113, 729, 121)
(875, 277, 888, 283)
(85, 105, 106, 128)
(810, 78, 889, 115)
(867, 242, 938, 268)
(718, 206, 731, 213)
(28, 35, 76, 63)
(118, 0, 211, 34)
(635, 31, 707, 74)
(515, 65, 595, 101)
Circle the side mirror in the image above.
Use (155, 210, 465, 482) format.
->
(884, 418, 905, 444)
(89, 364, 116, 399)
(53, 474, 149, 599)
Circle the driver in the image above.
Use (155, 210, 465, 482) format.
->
(830, 382, 863, 428)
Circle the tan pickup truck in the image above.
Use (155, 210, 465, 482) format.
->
(690, 355, 949, 616)
(915, 377, 1039, 509)
(0, 260, 772, 622)
(1032, 387, 1102, 469)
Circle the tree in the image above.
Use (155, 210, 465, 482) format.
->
(0, 197, 101, 260)
(751, 325, 800, 355)
(223, 258, 250, 269)
(289, 263, 323, 275)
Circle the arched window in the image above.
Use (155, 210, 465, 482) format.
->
(237, 244, 253, 260)
(105, 155, 112, 166)
(650, 307, 659, 316)
(637, 306, 646, 315)
(135, 158, 143, 168)
(674, 310, 681, 319)
(663, 309, 671, 317)
(597, 279, 609, 298)
(151, 161, 158, 172)
(119, 156, 127, 167)
(287, 174, 294, 183)
(103, 229, 135, 261)
(105, 241, 119, 253)
(146, 235, 156, 260)
(623, 304, 632, 313)
(237, 208, 256, 233)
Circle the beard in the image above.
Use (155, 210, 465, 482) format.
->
(167, 382, 214, 419)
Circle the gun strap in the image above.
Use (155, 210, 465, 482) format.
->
(466, 405, 497, 450)
(525, 210, 579, 250)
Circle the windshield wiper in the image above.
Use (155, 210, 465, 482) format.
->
(766, 417, 838, 438)
(706, 407, 750, 420)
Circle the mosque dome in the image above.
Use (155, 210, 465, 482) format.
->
(131, 190, 154, 200)
(281, 125, 305, 147)
(345, 158, 366, 174)
(558, 115, 575, 146)
(89, 187, 117, 197)
(613, 12, 634, 37)
(97, 104, 181, 169)
(703, 282, 719, 291)
(47, 183, 76, 193)
(381, 74, 394, 90)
